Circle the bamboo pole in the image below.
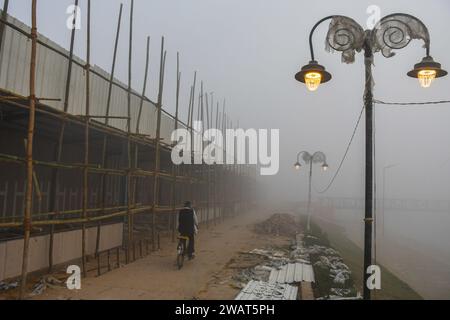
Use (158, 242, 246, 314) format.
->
(126, 0, 134, 263)
(81, 0, 91, 278)
(95, 3, 123, 258)
(0, 153, 200, 182)
(48, 0, 79, 273)
(221, 101, 226, 221)
(205, 89, 210, 228)
(19, 0, 37, 300)
(189, 72, 197, 202)
(197, 84, 203, 222)
(0, 0, 9, 57)
(136, 36, 151, 134)
(151, 37, 166, 250)
(170, 52, 181, 242)
(131, 35, 150, 238)
(214, 101, 219, 225)
(0, 203, 222, 229)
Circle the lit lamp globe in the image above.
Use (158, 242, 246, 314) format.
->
(408, 56, 448, 88)
(294, 162, 302, 170)
(295, 61, 332, 92)
(322, 163, 329, 172)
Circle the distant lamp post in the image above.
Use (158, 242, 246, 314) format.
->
(294, 151, 328, 232)
(295, 13, 447, 300)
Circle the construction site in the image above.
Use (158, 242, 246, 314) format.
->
(1, 0, 449, 305)
(0, 0, 259, 299)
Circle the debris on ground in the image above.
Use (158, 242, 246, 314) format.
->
(30, 276, 65, 297)
(0, 281, 19, 291)
(268, 262, 315, 284)
(232, 266, 272, 288)
(235, 280, 298, 300)
(254, 213, 300, 237)
(302, 228, 358, 299)
(234, 231, 317, 300)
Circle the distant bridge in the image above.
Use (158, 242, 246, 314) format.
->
(316, 197, 450, 213)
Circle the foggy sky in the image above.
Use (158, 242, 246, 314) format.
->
(6, 0, 450, 209)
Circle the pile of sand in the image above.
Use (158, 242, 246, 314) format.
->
(254, 213, 300, 237)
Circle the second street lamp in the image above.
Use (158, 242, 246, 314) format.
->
(294, 151, 328, 232)
(295, 13, 447, 300)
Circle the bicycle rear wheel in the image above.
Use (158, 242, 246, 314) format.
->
(176, 243, 185, 269)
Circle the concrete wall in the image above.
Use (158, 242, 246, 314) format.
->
(0, 223, 123, 282)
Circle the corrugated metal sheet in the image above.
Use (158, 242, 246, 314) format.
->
(268, 263, 315, 284)
(0, 12, 179, 143)
(235, 281, 298, 301)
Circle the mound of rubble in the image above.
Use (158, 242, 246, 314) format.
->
(254, 213, 300, 237)
(302, 234, 359, 299)
(233, 235, 316, 300)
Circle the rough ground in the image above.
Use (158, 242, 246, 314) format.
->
(32, 210, 291, 300)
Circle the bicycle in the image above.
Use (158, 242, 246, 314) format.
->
(176, 235, 190, 270)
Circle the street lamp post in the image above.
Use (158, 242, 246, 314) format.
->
(295, 14, 447, 300)
(294, 151, 329, 232)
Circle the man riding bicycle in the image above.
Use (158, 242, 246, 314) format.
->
(178, 201, 198, 259)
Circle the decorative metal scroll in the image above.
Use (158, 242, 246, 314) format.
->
(302, 152, 326, 164)
(371, 14, 430, 58)
(323, 14, 430, 63)
(325, 16, 365, 64)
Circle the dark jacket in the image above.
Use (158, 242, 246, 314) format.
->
(178, 207, 196, 235)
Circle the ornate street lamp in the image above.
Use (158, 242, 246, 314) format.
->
(294, 151, 328, 232)
(295, 13, 447, 300)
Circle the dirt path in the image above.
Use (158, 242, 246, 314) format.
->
(34, 210, 278, 300)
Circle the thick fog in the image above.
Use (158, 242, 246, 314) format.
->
(7, 0, 450, 299)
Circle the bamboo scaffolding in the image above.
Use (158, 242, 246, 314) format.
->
(189, 72, 197, 202)
(0, 153, 202, 182)
(151, 37, 166, 250)
(214, 101, 219, 225)
(126, 0, 134, 263)
(0, 17, 192, 132)
(19, 0, 37, 300)
(170, 52, 181, 242)
(0, 201, 214, 228)
(199, 82, 205, 223)
(136, 36, 151, 135)
(48, 0, 79, 273)
(0, 1, 255, 293)
(205, 88, 210, 228)
(131, 35, 151, 240)
(0, 0, 9, 56)
(221, 103, 227, 221)
(0, 94, 181, 150)
(95, 3, 123, 259)
(81, 0, 92, 278)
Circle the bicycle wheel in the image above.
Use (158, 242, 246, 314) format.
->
(176, 242, 185, 270)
